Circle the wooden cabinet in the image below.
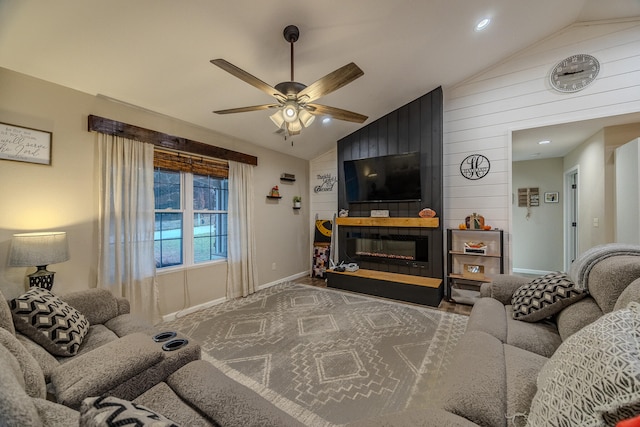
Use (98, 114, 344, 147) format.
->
(446, 228, 504, 305)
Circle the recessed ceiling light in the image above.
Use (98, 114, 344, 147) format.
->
(475, 18, 491, 32)
(538, 140, 551, 145)
(322, 117, 331, 124)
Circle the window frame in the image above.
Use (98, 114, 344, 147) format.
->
(154, 169, 228, 272)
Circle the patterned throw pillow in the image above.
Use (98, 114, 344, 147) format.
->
(10, 287, 89, 356)
(80, 396, 179, 427)
(511, 271, 587, 322)
(526, 302, 640, 426)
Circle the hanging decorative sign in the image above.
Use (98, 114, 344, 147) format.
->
(460, 154, 490, 180)
(314, 173, 338, 193)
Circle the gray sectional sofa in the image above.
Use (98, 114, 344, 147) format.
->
(351, 251, 640, 427)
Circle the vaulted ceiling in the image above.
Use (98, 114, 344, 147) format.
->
(1, 0, 639, 160)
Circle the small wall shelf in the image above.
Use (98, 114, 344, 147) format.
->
(280, 177, 296, 182)
(266, 195, 281, 199)
(293, 207, 301, 210)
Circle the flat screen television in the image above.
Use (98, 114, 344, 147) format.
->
(344, 152, 422, 203)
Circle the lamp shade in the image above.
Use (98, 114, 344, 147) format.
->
(298, 109, 315, 128)
(270, 110, 285, 128)
(9, 232, 70, 267)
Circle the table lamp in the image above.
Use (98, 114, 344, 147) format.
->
(9, 231, 70, 290)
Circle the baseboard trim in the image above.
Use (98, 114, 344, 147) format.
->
(161, 270, 312, 322)
(512, 268, 552, 276)
(258, 270, 311, 290)
(162, 296, 227, 323)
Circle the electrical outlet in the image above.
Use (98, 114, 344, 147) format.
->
(271, 262, 277, 270)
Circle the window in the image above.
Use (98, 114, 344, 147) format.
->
(154, 168, 228, 269)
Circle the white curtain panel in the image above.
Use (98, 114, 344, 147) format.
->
(97, 133, 160, 323)
(226, 160, 258, 298)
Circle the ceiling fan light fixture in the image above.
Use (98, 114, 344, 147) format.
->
(283, 101, 299, 123)
(298, 109, 315, 128)
(270, 111, 285, 128)
(287, 120, 302, 134)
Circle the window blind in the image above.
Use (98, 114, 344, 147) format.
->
(154, 149, 229, 178)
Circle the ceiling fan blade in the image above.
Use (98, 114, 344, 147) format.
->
(211, 59, 286, 100)
(213, 104, 279, 114)
(297, 63, 364, 103)
(307, 104, 368, 123)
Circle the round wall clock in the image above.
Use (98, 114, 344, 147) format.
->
(549, 53, 600, 93)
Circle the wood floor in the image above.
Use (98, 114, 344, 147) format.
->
(297, 275, 473, 316)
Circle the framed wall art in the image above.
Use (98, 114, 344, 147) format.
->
(0, 122, 52, 165)
(544, 192, 559, 203)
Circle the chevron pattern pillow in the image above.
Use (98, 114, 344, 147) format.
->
(80, 396, 179, 427)
(511, 271, 587, 322)
(10, 287, 89, 356)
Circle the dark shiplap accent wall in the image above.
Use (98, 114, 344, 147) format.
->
(337, 87, 443, 278)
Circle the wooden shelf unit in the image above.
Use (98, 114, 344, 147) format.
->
(446, 228, 504, 305)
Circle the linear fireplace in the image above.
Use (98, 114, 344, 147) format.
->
(345, 232, 428, 267)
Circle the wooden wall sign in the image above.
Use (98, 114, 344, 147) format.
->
(0, 122, 52, 165)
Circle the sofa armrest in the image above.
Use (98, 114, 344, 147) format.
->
(50, 332, 162, 409)
(481, 274, 531, 305)
(61, 289, 121, 325)
(115, 297, 130, 315)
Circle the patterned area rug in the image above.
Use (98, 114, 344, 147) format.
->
(162, 282, 468, 426)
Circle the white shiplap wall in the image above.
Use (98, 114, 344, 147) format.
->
(444, 19, 640, 269)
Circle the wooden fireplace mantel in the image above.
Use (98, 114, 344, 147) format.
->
(335, 217, 439, 228)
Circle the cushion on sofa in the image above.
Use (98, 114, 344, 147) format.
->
(0, 327, 46, 399)
(10, 287, 90, 356)
(504, 307, 562, 357)
(165, 359, 305, 427)
(555, 296, 603, 341)
(511, 272, 587, 322)
(467, 298, 561, 357)
(0, 344, 43, 427)
(440, 331, 507, 427)
(33, 398, 79, 426)
(527, 302, 640, 426)
(587, 255, 640, 314)
(80, 395, 179, 427)
(61, 289, 119, 325)
(134, 381, 218, 427)
(504, 345, 548, 427)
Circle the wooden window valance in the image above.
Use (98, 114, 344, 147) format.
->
(154, 149, 228, 178)
(88, 115, 258, 166)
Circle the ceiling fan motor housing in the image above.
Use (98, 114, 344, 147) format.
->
(283, 25, 299, 43)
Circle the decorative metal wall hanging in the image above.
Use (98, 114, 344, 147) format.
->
(460, 154, 490, 180)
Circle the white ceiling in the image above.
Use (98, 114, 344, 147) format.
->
(1, 0, 640, 160)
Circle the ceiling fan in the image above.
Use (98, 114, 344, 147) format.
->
(211, 25, 368, 137)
